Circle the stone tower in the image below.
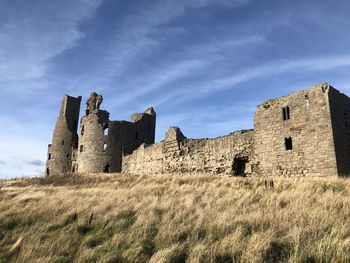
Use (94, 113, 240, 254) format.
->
(46, 95, 81, 176)
(71, 92, 157, 174)
(73, 92, 117, 173)
(254, 83, 350, 177)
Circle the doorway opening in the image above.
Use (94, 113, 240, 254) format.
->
(232, 157, 249, 176)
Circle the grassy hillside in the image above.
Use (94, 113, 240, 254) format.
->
(1, 173, 350, 263)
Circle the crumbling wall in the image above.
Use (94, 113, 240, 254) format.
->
(114, 108, 156, 155)
(122, 127, 255, 176)
(254, 84, 338, 177)
(122, 143, 163, 174)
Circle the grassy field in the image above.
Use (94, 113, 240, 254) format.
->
(0, 173, 350, 263)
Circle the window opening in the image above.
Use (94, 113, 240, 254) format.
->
(81, 125, 84, 136)
(104, 128, 109, 136)
(80, 145, 84, 152)
(46, 168, 50, 176)
(72, 164, 78, 173)
(48, 153, 51, 160)
(282, 106, 290, 120)
(285, 137, 293, 150)
(62, 140, 64, 145)
(103, 143, 107, 152)
(104, 163, 111, 173)
(73, 120, 78, 130)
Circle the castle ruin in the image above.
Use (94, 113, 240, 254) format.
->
(46, 83, 350, 177)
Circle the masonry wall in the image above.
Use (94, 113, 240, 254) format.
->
(112, 109, 156, 155)
(122, 128, 255, 176)
(329, 88, 350, 176)
(254, 84, 338, 177)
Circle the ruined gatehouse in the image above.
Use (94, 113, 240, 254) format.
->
(45, 83, 350, 177)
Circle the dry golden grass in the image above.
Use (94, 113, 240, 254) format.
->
(1, 173, 350, 263)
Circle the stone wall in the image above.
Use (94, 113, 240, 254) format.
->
(122, 127, 255, 176)
(46, 84, 350, 178)
(254, 84, 338, 177)
(329, 88, 350, 176)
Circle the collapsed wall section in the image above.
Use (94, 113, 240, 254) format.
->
(122, 127, 255, 176)
(254, 83, 338, 177)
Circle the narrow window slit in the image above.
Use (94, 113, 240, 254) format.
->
(285, 137, 293, 150)
(282, 106, 290, 120)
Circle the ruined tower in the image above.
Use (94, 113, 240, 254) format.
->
(73, 92, 116, 173)
(70, 92, 157, 174)
(46, 95, 81, 176)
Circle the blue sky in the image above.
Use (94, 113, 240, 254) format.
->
(1, 0, 350, 178)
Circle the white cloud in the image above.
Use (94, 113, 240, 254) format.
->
(0, 134, 47, 179)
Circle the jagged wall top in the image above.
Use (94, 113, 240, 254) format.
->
(258, 83, 332, 109)
(131, 107, 156, 122)
(86, 92, 103, 115)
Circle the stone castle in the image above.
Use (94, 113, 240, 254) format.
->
(45, 83, 350, 177)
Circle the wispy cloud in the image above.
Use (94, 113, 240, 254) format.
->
(23, 159, 45, 167)
(85, 0, 253, 88)
(139, 54, 350, 108)
(0, 0, 103, 84)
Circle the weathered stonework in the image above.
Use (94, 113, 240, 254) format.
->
(46, 92, 156, 175)
(122, 127, 255, 175)
(46, 83, 350, 177)
(46, 95, 81, 176)
(254, 84, 338, 177)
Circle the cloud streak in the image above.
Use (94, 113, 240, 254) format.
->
(23, 159, 45, 167)
(0, 0, 103, 83)
(140, 54, 350, 108)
